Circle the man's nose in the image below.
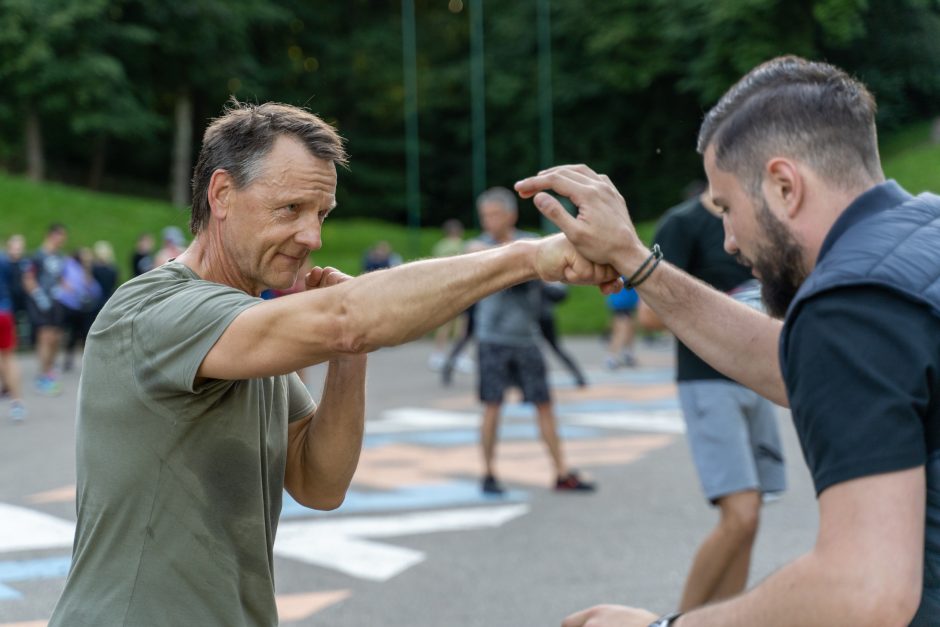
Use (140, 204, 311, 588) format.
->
(722, 218, 738, 255)
(295, 216, 323, 251)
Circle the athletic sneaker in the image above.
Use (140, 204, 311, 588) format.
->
(35, 375, 61, 397)
(455, 354, 475, 374)
(427, 352, 446, 372)
(481, 475, 505, 495)
(9, 401, 26, 423)
(555, 471, 596, 492)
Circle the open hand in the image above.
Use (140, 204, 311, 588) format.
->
(305, 266, 352, 289)
(562, 604, 658, 627)
(515, 165, 644, 268)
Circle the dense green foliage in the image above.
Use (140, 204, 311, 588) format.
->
(1, 0, 939, 230)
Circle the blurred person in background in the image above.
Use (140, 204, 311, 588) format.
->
(428, 219, 469, 371)
(153, 226, 187, 267)
(472, 186, 595, 495)
(604, 286, 639, 369)
(0, 243, 26, 421)
(57, 248, 102, 372)
(361, 240, 402, 273)
(539, 281, 588, 387)
(91, 241, 119, 313)
(131, 232, 155, 276)
(638, 191, 785, 615)
(24, 223, 68, 395)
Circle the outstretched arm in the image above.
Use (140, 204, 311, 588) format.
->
(198, 234, 620, 380)
(515, 165, 786, 406)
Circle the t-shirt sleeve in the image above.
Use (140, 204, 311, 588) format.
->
(784, 287, 930, 496)
(132, 279, 261, 398)
(287, 372, 316, 423)
(654, 213, 693, 271)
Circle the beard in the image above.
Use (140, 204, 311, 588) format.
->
(737, 198, 807, 319)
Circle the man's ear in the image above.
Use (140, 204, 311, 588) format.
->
(764, 157, 803, 219)
(207, 169, 235, 220)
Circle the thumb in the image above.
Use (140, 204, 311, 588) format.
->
(534, 192, 579, 236)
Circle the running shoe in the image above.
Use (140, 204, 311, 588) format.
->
(555, 471, 596, 492)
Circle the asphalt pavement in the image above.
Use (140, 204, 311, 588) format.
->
(0, 335, 818, 627)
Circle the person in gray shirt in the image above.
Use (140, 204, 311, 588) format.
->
(49, 103, 620, 627)
(473, 187, 596, 495)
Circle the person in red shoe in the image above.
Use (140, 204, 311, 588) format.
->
(472, 186, 595, 495)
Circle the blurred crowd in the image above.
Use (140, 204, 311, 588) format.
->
(0, 223, 190, 419)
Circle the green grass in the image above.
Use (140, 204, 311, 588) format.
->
(881, 122, 940, 195)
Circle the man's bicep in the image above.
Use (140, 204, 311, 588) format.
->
(198, 294, 341, 381)
(817, 468, 924, 588)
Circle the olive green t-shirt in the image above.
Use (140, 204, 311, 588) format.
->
(50, 262, 316, 627)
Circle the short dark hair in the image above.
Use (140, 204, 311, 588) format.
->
(47, 223, 66, 235)
(190, 100, 348, 235)
(697, 56, 880, 198)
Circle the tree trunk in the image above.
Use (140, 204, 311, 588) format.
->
(170, 89, 193, 207)
(25, 109, 45, 181)
(87, 134, 107, 190)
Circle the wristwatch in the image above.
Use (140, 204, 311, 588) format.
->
(648, 612, 683, 627)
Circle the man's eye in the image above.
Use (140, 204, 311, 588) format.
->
(281, 204, 298, 213)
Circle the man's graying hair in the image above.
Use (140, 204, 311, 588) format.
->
(697, 56, 881, 199)
(190, 100, 348, 235)
(477, 186, 518, 213)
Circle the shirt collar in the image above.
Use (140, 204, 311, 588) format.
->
(816, 180, 912, 263)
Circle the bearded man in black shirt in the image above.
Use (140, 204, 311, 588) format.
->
(518, 55, 940, 627)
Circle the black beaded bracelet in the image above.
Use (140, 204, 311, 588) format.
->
(625, 244, 663, 289)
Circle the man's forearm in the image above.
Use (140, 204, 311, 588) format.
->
(620, 255, 787, 406)
(678, 551, 898, 627)
(300, 355, 366, 508)
(335, 240, 539, 352)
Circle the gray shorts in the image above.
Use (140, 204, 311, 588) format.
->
(678, 380, 786, 503)
(478, 342, 550, 405)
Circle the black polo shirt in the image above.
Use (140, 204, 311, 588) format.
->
(654, 197, 753, 381)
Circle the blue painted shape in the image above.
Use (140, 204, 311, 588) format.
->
(365, 424, 601, 448)
(280, 480, 528, 520)
(0, 555, 71, 600)
(556, 398, 680, 413)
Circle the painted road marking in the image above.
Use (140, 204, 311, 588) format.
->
(276, 590, 351, 622)
(350, 435, 673, 489)
(0, 589, 350, 626)
(0, 505, 73, 554)
(566, 410, 685, 434)
(281, 480, 527, 519)
(0, 557, 71, 600)
(274, 504, 529, 581)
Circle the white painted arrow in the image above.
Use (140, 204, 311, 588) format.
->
(274, 504, 530, 581)
(0, 504, 74, 553)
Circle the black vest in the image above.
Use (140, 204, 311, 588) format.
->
(780, 181, 940, 626)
